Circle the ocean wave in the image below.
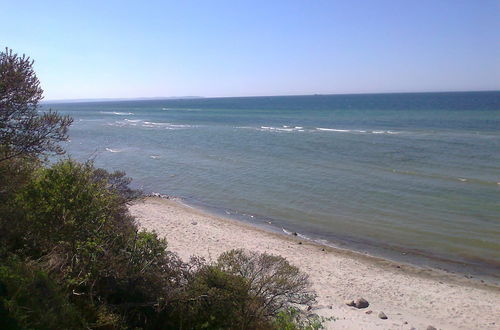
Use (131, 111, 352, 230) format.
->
(106, 119, 195, 130)
(316, 128, 401, 135)
(282, 228, 310, 240)
(100, 111, 134, 115)
(317, 128, 351, 132)
(259, 126, 306, 132)
(162, 107, 202, 111)
(391, 169, 499, 186)
(105, 148, 122, 153)
(237, 125, 402, 134)
(143, 121, 193, 129)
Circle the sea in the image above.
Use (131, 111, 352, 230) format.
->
(45, 91, 500, 281)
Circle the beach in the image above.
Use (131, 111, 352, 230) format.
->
(130, 197, 500, 330)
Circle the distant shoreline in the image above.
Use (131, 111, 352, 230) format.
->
(130, 197, 500, 329)
(43, 90, 499, 104)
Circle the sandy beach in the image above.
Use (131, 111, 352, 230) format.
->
(129, 197, 499, 330)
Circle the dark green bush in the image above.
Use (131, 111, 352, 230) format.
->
(217, 249, 315, 319)
(0, 256, 87, 330)
(14, 159, 134, 257)
(172, 265, 253, 329)
(168, 249, 316, 329)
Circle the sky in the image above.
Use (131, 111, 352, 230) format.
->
(1, 0, 499, 100)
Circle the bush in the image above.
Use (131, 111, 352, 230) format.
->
(273, 308, 328, 330)
(169, 249, 316, 329)
(13, 159, 136, 262)
(0, 256, 87, 330)
(0, 156, 40, 253)
(217, 249, 315, 319)
(172, 265, 252, 329)
(9, 159, 184, 328)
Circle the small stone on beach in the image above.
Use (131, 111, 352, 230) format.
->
(191, 221, 197, 225)
(426, 326, 437, 330)
(345, 299, 355, 307)
(365, 310, 372, 314)
(354, 298, 369, 309)
(298, 241, 302, 245)
(292, 232, 298, 236)
(378, 311, 388, 319)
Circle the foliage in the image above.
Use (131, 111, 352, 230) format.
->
(0, 48, 72, 162)
(172, 264, 253, 329)
(92, 167, 142, 202)
(0, 156, 40, 253)
(274, 308, 331, 330)
(217, 249, 316, 319)
(168, 249, 317, 329)
(14, 159, 134, 257)
(0, 256, 87, 330)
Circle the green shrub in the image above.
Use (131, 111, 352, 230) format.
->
(0, 156, 40, 253)
(0, 256, 87, 330)
(169, 249, 316, 329)
(15, 159, 134, 257)
(216, 249, 316, 320)
(172, 265, 253, 329)
(274, 308, 328, 330)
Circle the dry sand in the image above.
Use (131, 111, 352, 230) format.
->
(129, 197, 499, 330)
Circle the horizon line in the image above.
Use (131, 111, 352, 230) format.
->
(42, 89, 500, 104)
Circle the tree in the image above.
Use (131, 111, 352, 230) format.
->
(0, 47, 72, 162)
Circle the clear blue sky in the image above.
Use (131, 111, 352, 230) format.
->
(1, 0, 499, 100)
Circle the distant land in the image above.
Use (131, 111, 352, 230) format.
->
(43, 90, 500, 104)
(42, 96, 204, 104)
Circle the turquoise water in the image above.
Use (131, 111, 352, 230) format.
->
(46, 92, 500, 278)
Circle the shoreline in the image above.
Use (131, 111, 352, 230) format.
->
(130, 197, 499, 329)
(147, 193, 500, 285)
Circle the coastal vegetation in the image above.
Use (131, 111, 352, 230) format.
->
(0, 48, 320, 329)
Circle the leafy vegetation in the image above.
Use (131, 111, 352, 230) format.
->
(0, 48, 319, 329)
(0, 47, 72, 163)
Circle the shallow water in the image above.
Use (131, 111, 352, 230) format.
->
(46, 92, 500, 278)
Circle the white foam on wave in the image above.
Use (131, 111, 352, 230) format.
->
(105, 148, 122, 153)
(317, 128, 351, 132)
(316, 128, 403, 135)
(108, 119, 195, 130)
(100, 111, 134, 116)
(259, 126, 305, 132)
